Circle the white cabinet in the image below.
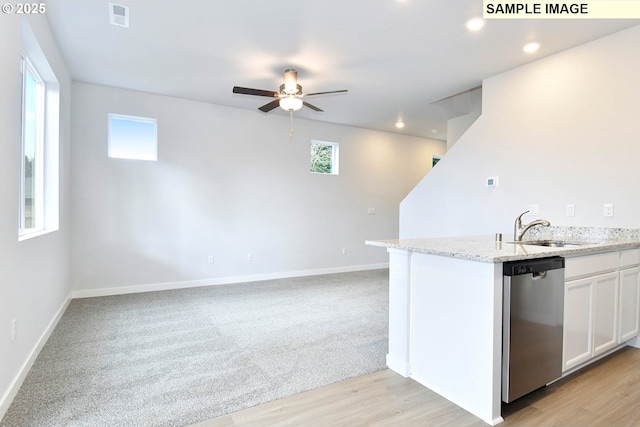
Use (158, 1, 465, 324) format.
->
(563, 271, 619, 371)
(618, 249, 640, 343)
(618, 266, 640, 342)
(563, 248, 640, 372)
(564, 251, 618, 280)
(563, 276, 595, 369)
(593, 272, 619, 355)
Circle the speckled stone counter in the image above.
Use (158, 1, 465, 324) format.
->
(366, 227, 640, 263)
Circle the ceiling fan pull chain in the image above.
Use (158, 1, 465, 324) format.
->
(289, 110, 294, 142)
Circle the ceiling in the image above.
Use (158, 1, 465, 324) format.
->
(44, 1, 638, 141)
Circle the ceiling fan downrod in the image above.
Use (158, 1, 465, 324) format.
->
(282, 69, 301, 96)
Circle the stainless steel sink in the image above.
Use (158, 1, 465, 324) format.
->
(518, 240, 586, 248)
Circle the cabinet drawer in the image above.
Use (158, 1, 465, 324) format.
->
(565, 252, 619, 280)
(620, 249, 640, 268)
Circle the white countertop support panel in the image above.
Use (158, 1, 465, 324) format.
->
(384, 247, 504, 425)
(408, 253, 504, 425)
(386, 248, 413, 377)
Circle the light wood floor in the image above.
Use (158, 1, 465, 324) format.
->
(190, 346, 640, 427)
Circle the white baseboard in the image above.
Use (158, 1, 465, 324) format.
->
(386, 353, 411, 378)
(71, 263, 389, 299)
(0, 294, 71, 421)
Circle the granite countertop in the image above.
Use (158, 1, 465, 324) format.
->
(366, 227, 640, 263)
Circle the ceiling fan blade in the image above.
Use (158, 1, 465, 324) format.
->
(303, 101, 324, 112)
(304, 89, 348, 97)
(233, 86, 279, 97)
(258, 99, 281, 112)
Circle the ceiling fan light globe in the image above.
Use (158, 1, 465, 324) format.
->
(280, 97, 303, 111)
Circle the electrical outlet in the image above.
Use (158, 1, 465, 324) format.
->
(247, 252, 253, 262)
(527, 204, 539, 215)
(11, 319, 16, 341)
(566, 204, 575, 217)
(367, 208, 375, 215)
(207, 255, 214, 264)
(604, 204, 614, 217)
(342, 247, 347, 255)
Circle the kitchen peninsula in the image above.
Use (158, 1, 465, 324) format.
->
(366, 228, 640, 425)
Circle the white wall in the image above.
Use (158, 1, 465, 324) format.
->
(447, 110, 481, 150)
(0, 15, 71, 418)
(401, 25, 640, 239)
(70, 83, 445, 293)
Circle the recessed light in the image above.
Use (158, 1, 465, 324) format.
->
(395, 121, 405, 129)
(465, 18, 485, 32)
(523, 42, 540, 53)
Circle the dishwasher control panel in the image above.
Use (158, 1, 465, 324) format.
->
(514, 265, 533, 275)
(503, 256, 564, 276)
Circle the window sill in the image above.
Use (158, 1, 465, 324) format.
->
(19, 227, 58, 242)
(311, 171, 339, 176)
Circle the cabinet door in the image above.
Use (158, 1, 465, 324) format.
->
(563, 277, 593, 371)
(593, 272, 619, 356)
(619, 267, 640, 343)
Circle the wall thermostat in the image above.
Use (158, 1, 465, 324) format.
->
(486, 176, 499, 187)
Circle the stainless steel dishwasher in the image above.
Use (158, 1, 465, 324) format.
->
(502, 256, 565, 403)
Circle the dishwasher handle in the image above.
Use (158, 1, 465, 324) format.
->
(532, 270, 548, 280)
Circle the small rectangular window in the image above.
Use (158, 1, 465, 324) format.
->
(108, 114, 158, 161)
(310, 140, 339, 175)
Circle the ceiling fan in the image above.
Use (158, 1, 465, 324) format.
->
(232, 69, 347, 113)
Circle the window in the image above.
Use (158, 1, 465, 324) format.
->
(108, 114, 158, 161)
(19, 22, 61, 241)
(310, 140, 339, 175)
(20, 58, 44, 232)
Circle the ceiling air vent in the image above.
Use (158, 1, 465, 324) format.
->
(109, 2, 129, 28)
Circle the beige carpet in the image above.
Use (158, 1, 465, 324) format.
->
(1, 269, 389, 427)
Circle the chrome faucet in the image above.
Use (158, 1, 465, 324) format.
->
(514, 210, 551, 241)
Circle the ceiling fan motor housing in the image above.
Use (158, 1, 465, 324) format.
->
(280, 83, 302, 96)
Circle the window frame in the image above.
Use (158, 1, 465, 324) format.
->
(108, 113, 158, 161)
(19, 20, 61, 242)
(310, 140, 340, 175)
(19, 55, 46, 236)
